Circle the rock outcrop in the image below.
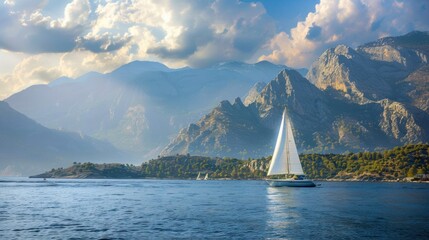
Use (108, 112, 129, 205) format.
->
(162, 32, 429, 158)
(161, 97, 271, 158)
(307, 31, 429, 104)
(244, 82, 266, 106)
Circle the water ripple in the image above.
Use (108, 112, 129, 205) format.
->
(0, 178, 428, 239)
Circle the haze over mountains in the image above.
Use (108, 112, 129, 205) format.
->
(2, 31, 428, 175)
(162, 31, 429, 158)
(0, 101, 125, 176)
(5, 61, 286, 162)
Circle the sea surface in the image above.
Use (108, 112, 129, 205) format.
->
(0, 178, 428, 239)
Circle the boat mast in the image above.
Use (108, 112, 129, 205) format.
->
(285, 109, 290, 177)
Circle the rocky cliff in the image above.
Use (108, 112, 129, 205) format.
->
(161, 97, 271, 158)
(307, 31, 429, 105)
(162, 32, 429, 158)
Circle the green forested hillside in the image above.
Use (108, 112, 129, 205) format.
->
(32, 144, 429, 181)
(141, 155, 268, 179)
(301, 143, 429, 180)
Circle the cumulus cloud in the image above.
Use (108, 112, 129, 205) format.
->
(60, 0, 91, 28)
(57, 47, 134, 78)
(92, 0, 276, 67)
(0, 0, 277, 99)
(2, 0, 428, 99)
(0, 53, 62, 99)
(78, 0, 275, 67)
(76, 33, 132, 53)
(0, 48, 135, 99)
(0, 0, 89, 53)
(259, 0, 429, 68)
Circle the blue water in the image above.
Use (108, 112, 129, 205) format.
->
(0, 178, 428, 239)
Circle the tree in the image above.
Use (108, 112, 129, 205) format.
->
(407, 166, 417, 177)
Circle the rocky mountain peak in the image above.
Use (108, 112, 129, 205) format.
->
(254, 68, 331, 122)
(307, 32, 429, 106)
(259, 69, 307, 98)
(162, 31, 429, 158)
(359, 31, 429, 50)
(332, 44, 358, 59)
(312, 44, 362, 67)
(357, 31, 428, 71)
(308, 43, 402, 104)
(215, 97, 246, 113)
(256, 70, 293, 109)
(233, 97, 245, 108)
(244, 82, 266, 106)
(307, 45, 356, 92)
(357, 44, 427, 71)
(219, 99, 233, 110)
(160, 95, 268, 158)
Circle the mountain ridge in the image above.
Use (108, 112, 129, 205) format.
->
(307, 31, 428, 105)
(4, 31, 429, 162)
(6, 60, 287, 159)
(162, 31, 429, 158)
(0, 101, 127, 176)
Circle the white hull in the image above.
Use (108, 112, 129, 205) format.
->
(266, 179, 316, 187)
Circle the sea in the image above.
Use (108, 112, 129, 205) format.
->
(0, 178, 428, 239)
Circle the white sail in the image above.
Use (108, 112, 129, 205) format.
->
(286, 115, 304, 175)
(196, 172, 201, 180)
(267, 109, 304, 176)
(267, 110, 289, 176)
(204, 173, 208, 180)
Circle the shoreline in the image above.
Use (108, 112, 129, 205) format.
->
(314, 178, 429, 183)
(27, 176, 429, 183)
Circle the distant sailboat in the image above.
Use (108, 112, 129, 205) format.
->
(204, 173, 209, 180)
(196, 172, 202, 180)
(266, 109, 316, 187)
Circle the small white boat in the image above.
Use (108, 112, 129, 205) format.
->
(204, 173, 209, 180)
(266, 109, 316, 187)
(196, 172, 202, 180)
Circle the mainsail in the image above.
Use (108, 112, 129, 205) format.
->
(267, 109, 304, 176)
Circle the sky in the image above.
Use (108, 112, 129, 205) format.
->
(0, 0, 428, 99)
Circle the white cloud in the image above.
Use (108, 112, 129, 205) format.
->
(0, 53, 61, 99)
(0, 0, 87, 53)
(0, 48, 134, 99)
(1, 0, 428, 99)
(76, 32, 131, 53)
(0, 0, 277, 99)
(61, 0, 91, 28)
(92, 0, 276, 67)
(58, 47, 134, 77)
(259, 0, 429, 68)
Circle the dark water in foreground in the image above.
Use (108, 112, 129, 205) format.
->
(0, 178, 428, 239)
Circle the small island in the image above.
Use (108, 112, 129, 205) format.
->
(31, 144, 429, 182)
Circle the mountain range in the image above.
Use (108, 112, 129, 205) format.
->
(161, 31, 429, 158)
(2, 31, 428, 174)
(5, 60, 287, 162)
(0, 101, 125, 176)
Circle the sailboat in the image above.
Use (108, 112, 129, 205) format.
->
(266, 109, 316, 187)
(196, 172, 202, 180)
(204, 173, 209, 180)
